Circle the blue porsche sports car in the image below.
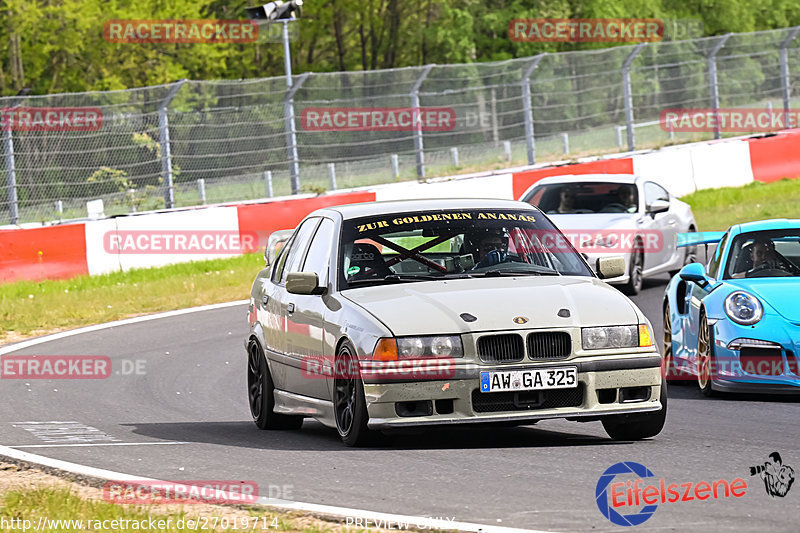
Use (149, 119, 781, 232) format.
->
(663, 219, 800, 396)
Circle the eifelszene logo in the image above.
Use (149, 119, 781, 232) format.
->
(595, 461, 747, 527)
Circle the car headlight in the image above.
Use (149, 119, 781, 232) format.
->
(581, 325, 643, 349)
(373, 336, 464, 360)
(724, 291, 763, 325)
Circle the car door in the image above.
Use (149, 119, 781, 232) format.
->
(643, 182, 679, 273)
(282, 217, 337, 400)
(266, 217, 320, 394)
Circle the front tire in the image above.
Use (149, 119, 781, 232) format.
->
(602, 380, 667, 440)
(696, 311, 716, 397)
(247, 340, 303, 430)
(663, 304, 677, 383)
(333, 341, 380, 447)
(622, 245, 644, 295)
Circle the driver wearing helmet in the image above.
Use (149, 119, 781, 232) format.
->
(731, 238, 780, 278)
(465, 228, 510, 268)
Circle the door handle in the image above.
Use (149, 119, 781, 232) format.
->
(287, 303, 295, 314)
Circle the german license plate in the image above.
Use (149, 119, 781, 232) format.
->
(480, 367, 577, 393)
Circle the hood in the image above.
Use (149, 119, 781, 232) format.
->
(726, 278, 800, 323)
(342, 276, 640, 336)
(545, 213, 638, 231)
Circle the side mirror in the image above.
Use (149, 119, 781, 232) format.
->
(679, 262, 708, 286)
(596, 257, 625, 279)
(264, 229, 294, 266)
(646, 199, 670, 215)
(286, 272, 325, 295)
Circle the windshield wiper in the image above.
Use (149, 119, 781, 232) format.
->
(347, 273, 442, 285)
(479, 267, 560, 277)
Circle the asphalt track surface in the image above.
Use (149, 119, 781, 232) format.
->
(1, 274, 799, 532)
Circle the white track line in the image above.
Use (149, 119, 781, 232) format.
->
(0, 300, 248, 355)
(0, 300, 555, 533)
(10, 442, 187, 448)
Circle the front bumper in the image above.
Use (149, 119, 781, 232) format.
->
(708, 316, 800, 394)
(364, 354, 663, 429)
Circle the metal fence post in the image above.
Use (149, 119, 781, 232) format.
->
(2, 126, 19, 224)
(198, 178, 206, 204)
(623, 44, 646, 152)
(327, 163, 337, 190)
(708, 34, 732, 140)
(391, 154, 399, 179)
(780, 27, 800, 128)
(411, 64, 435, 180)
(521, 54, 546, 165)
(159, 79, 187, 209)
(265, 170, 273, 198)
(284, 72, 310, 194)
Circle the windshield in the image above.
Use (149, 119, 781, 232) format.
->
(724, 230, 800, 279)
(524, 182, 638, 214)
(339, 209, 593, 289)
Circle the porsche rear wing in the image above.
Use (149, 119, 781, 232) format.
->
(677, 231, 725, 248)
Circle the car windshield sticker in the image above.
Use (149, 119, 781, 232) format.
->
(356, 212, 536, 232)
(347, 266, 361, 276)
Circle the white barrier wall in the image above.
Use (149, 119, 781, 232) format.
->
(633, 139, 754, 197)
(85, 207, 240, 275)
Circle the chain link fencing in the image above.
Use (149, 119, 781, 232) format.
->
(3, 26, 800, 224)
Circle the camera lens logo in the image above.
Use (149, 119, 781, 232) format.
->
(596, 462, 658, 526)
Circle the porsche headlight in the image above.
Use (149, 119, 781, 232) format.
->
(724, 291, 763, 325)
(396, 335, 463, 358)
(581, 325, 639, 349)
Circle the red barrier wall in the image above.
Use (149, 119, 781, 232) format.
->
(748, 131, 800, 183)
(236, 191, 377, 252)
(512, 158, 635, 200)
(0, 224, 88, 282)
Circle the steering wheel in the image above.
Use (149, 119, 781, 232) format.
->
(600, 203, 628, 213)
(746, 267, 792, 278)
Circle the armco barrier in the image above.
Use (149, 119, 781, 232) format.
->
(747, 131, 800, 184)
(2, 130, 799, 283)
(0, 224, 89, 282)
(236, 191, 376, 253)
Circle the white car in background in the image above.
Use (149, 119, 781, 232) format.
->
(519, 174, 697, 295)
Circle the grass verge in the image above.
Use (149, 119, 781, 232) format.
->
(0, 254, 265, 343)
(681, 177, 800, 230)
(0, 462, 403, 532)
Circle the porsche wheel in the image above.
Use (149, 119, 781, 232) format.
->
(696, 311, 716, 397)
(247, 340, 303, 430)
(602, 380, 667, 441)
(333, 341, 379, 447)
